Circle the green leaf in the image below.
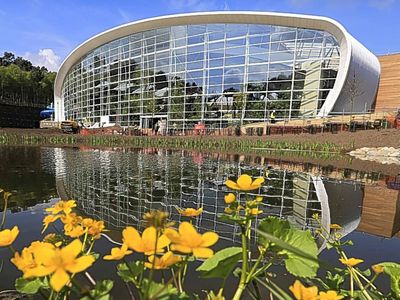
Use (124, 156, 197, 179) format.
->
(379, 262, 400, 296)
(258, 217, 319, 278)
(117, 261, 143, 283)
(141, 280, 190, 300)
(80, 280, 113, 300)
(196, 247, 242, 279)
(15, 277, 44, 294)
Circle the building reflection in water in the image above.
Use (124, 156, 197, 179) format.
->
(48, 147, 399, 245)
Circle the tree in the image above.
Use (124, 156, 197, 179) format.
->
(0, 52, 56, 107)
(344, 70, 365, 114)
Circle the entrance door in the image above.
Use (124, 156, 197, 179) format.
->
(140, 115, 168, 134)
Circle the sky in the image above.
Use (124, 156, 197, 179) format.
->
(0, 0, 399, 71)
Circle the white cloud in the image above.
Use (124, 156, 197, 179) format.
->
(23, 49, 61, 72)
(117, 9, 131, 23)
(368, 0, 395, 9)
(166, 0, 219, 11)
(288, 0, 395, 9)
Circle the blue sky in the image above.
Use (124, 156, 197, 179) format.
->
(0, 0, 399, 71)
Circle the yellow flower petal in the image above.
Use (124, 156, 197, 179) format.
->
(123, 226, 144, 252)
(171, 244, 192, 254)
(339, 257, 364, 267)
(24, 265, 55, 278)
(61, 239, 82, 262)
(164, 228, 181, 244)
(237, 174, 252, 190)
(157, 234, 171, 250)
(178, 207, 203, 217)
(251, 177, 265, 188)
(65, 255, 95, 273)
(50, 269, 70, 292)
(330, 224, 342, 230)
(372, 264, 384, 274)
(225, 179, 239, 190)
(179, 222, 198, 238)
(142, 227, 158, 252)
(319, 291, 344, 300)
(200, 232, 219, 247)
(224, 193, 236, 204)
(33, 244, 56, 266)
(193, 247, 214, 258)
(0, 226, 19, 247)
(225, 175, 265, 191)
(289, 280, 318, 300)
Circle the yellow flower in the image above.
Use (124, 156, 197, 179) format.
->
(178, 207, 203, 217)
(42, 215, 61, 233)
(104, 244, 132, 260)
(61, 213, 82, 233)
(144, 210, 171, 229)
(88, 220, 105, 239)
(330, 224, 342, 230)
(23, 239, 94, 292)
(164, 222, 218, 258)
(225, 174, 264, 191)
(122, 226, 170, 255)
(46, 200, 76, 215)
(319, 291, 344, 300)
(81, 218, 94, 228)
(372, 264, 384, 274)
(11, 241, 58, 272)
(65, 225, 85, 238)
(0, 226, 19, 247)
(249, 208, 263, 215)
(144, 251, 181, 269)
(339, 257, 364, 267)
(289, 280, 319, 300)
(255, 196, 263, 202)
(224, 193, 236, 204)
(11, 247, 36, 273)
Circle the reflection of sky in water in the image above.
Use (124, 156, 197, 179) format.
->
(52, 147, 369, 246)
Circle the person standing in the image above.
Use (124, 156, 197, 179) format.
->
(270, 110, 276, 124)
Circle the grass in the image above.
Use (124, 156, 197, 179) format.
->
(0, 132, 346, 161)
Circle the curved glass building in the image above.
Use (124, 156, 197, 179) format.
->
(54, 12, 380, 132)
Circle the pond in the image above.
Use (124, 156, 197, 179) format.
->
(0, 145, 399, 298)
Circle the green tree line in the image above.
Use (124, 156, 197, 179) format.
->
(0, 52, 56, 108)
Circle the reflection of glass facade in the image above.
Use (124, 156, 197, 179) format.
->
(57, 148, 337, 243)
(62, 24, 340, 131)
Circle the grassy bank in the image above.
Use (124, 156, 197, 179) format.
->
(1, 128, 400, 175)
(0, 131, 344, 154)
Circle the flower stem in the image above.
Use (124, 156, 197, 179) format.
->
(1, 191, 8, 230)
(7, 245, 16, 254)
(145, 230, 159, 299)
(232, 222, 250, 300)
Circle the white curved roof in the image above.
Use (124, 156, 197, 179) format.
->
(54, 11, 379, 119)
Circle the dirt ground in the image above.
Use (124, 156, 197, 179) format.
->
(1, 127, 400, 175)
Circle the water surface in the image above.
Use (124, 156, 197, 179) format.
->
(0, 145, 399, 296)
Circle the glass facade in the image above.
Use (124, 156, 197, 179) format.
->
(62, 23, 340, 131)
